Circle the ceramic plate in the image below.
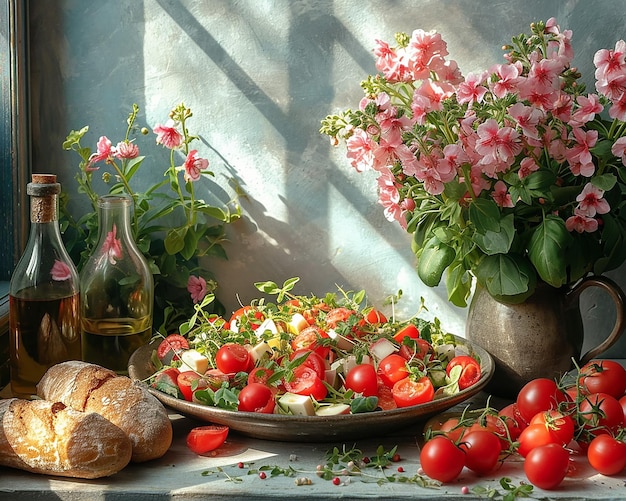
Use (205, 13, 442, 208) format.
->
(128, 335, 494, 442)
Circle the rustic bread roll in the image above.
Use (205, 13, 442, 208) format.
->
(0, 398, 132, 478)
(37, 360, 172, 462)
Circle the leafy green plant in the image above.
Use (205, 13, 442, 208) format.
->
(61, 103, 241, 332)
(321, 19, 626, 306)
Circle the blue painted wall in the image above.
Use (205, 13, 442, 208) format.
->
(28, 0, 626, 356)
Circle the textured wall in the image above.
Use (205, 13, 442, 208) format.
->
(29, 0, 626, 355)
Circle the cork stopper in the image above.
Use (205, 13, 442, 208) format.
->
(28, 173, 60, 223)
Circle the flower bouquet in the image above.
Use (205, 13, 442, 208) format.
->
(62, 103, 241, 332)
(321, 19, 626, 306)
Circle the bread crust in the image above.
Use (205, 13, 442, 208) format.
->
(0, 398, 132, 478)
(37, 361, 172, 462)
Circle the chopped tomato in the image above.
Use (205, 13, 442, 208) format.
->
(325, 307, 356, 328)
(186, 425, 229, 454)
(247, 367, 275, 386)
(364, 308, 387, 324)
(377, 354, 409, 388)
(376, 383, 398, 411)
(399, 338, 432, 361)
(238, 383, 276, 413)
(446, 355, 481, 390)
(393, 324, 420, 343)
(157, 334, 189, 362)
(289, 349, 326, 379)
(229, 306, 264, 331)
(392, 376, 434, 407)
(291, 325, 330, 359)
(177, 371, 210, 402)
(284, 366, 328, 401)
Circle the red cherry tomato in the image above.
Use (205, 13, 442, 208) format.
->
(435, 416, 467, 442)
(291, 325, 330, 359)
(523, 443, 570, 490)
(345, 363, 378, 397)
(215, 343, 252, 374)
(579, 360, 626, 398)
(529, 409, 575, 446)
(498, 402, 527, 441)
(398, 338, 432, 361)
(290, 349, 326, 379)
(364, 308, 387, 324)
(517, 423, 561, 457)
(393, 324, 420, 343)
(516, 378, 568, 422)
(229, 306, 264, 331)
(377, 354, 409, 388)
(620, 395, 626, 424)
(238, 383, 276, 413)
(376, 383, 398, 411)
(587, 434, 626, 475)
(177, 371, 209, 402)
(186, 425, 229, 454)
(446, 355, 481, 390)
(157, 334, 189, 361)
(459, 430, 502, 475)
(578, 392, 624, 435)
(247, 367, 275, 386)
(420, 436, 465, 483)
(324, 307, 356, 328)
(284, 366, 328, 401)
(391, 376, 434, 407)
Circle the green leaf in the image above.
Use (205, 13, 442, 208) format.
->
(591, 173, 617, 192)
(445, 259, 471, 308)
(164, 226, 187, 255)
(528, 215, 572, 287)
(474, 253, 535, 299)
(469, 198, 501, 233)
(417, 236, 455, 287)
(472, 213, 515, 255)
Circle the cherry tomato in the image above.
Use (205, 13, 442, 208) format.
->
(529, 409, 575, 446)
(177, 371, 210, 402)
(587, 434, 626, 475)
(186, 425, 229, 454)
(229, 306, 264, 331)
(238, 383, 276, 413)
(364, 308, 387, 324)
(377, 354, 409, 388)
(325, 307, 356, 328)
(446, 355, 481, 390)
(436, 417, 467, 442)
(392, 376, 434, 407)
(516, 378, 568, 422)
(523, 443, 570, 490)
(157, 334, 189, 362)
(152, 367, 183, 397)
(376, 382, 398, 411)
(284, 366, 328, 401)
(517, 424, 560, 457)
(247, 367, 275, 386)
(291, 325, 330, 359)
(345, 363, 378, 397)
(620, 395, 626, 424)
(393, 324, 420, 343)
(398, 338, 432, 362)
(459, 430, 502, 475)
(578, 392, 624, 435)
(467, 414, 508, 445)
(419, 436, 465, 483)
(215, 343, 252, 374)
(498, 402, 527, 441)
(579, 360, 626, 398)
(290, 349, 326, 379)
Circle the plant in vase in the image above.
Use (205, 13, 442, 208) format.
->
(62, 103, 241, 334)
(320, 18, 626, 307)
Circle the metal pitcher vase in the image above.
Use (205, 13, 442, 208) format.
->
(465, 276, 625, 398)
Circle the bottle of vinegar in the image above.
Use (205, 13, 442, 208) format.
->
(80, 194, 153, 374)
(9, 174, 81, 398)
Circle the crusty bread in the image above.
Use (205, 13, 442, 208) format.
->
(0, 398, 132, 478)
(37, 360, 172, 462)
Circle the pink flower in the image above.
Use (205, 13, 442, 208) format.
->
(346, 128, 375, 172)
(576, 183, 610, 216)
(491, 180, 514, 208)
(475, 119, 521, 166)
(508, 102, 544, 140)
(566, 209, 599, 233)
(88, 136, 113, 167)
(102, 224, 123, 264)
(608, 93, 626, 121)
(154, 122, 183, 149)
(565, 128, 598, 176)
(114, 141, 140, 159)
(183, 149, 208, 182)
(187, 275, 207, 304)
(611, 136, 626, 164)
(518, 157, 540, 179)
(489, 63, 522, 98)
(51, 260, 72, 281)
(456, 72, 488, 105)
(570, 94, 603, 126)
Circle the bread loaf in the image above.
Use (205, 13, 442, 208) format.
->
(37, 360, 172, 462)
(0, 398, 132, 478)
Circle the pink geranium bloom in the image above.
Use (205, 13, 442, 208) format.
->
(594, 40, 626, 78)
(51, 260, 72, 281)
(491, 180, 514, 208)
(570, 94, 603, 126)
(456, 72, 488, 105)
(508, 102, 544, 140)
(88, 136, 113, 167)
(475, 119, 521, 166)
(576, 183, 610, 216)
(608, 93, 626, 121)
(346, 128, 375, 172)
(489, 63, 522, 98)
(566, 209, 599, 233)
(414, 80, 454, 111)
(518, 157, 540, 179)
(565, 128, 598, 176)
(187, 275, 207, 303)
(377, 168, 404, 226)
(183, 149, 208, 182)
(611, 136, 626, 164)
(114, 141, 140, 160)
(595, 72, 626, 101)
(154, 121, 183, 149)
(102, 224, 123, 264)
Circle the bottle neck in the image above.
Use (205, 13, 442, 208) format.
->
(30, 194, 58, 224)
(96, 197, 134, 244)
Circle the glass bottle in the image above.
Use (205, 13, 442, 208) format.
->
(80, 194, 153, 374)
(9, 173, 81, 398)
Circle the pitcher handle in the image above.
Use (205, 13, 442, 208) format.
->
(568, 276, 626, 365)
